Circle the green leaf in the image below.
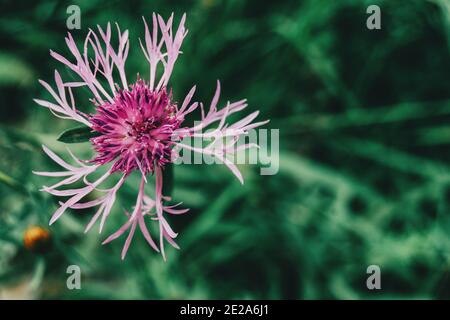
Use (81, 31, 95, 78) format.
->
(57, 126, 99, 144)
(0, 170, 29, 195)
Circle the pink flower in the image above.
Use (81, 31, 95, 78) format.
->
(34, 13, 268, 260)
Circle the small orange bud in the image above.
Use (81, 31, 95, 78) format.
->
(23, 226, 51, 252)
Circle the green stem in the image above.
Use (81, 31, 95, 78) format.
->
(0, 170, 29, 195)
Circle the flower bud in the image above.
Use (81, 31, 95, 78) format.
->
(23, 226, 51, 253)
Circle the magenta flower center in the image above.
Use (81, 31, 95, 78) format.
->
(90, 80, 181, 174)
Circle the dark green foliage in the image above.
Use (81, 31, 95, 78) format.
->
(0, 0, 449, 299)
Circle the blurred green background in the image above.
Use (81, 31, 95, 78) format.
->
(1, 0, 450, 299)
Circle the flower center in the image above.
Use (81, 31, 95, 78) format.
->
(90, 80, 181, 175)
(126, 118, 159, 141)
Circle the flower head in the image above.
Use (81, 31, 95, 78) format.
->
(90, 79, 181, 174)
(34, 13, 268, 260)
